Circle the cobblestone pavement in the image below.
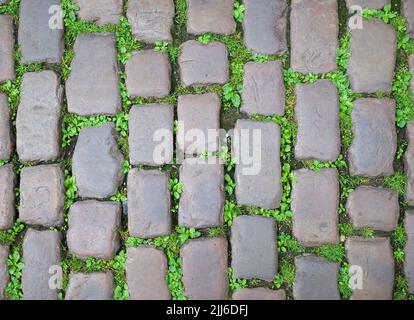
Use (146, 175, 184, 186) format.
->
(1, 0, 414, 301)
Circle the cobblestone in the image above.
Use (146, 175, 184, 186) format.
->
(345, 0, 390, 9)
(405, 211, 414, 294)
(0, 245, 8, 300)
(74, 0, 123, 25)
(0, 165, 15, 230)
(0, 15, 15, 83)
(0, 94, 13, 161)
(405, 121, 414, 205)
(403, 0, 414, 38)
(65, 272, 114, 300)
(232, 288, 286, 300)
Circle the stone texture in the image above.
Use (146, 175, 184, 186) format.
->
(129, 104, 174, 166)
(22, 229, 61, 300)
(127, 0, 175, 43)
(405, 121, 414, 205)
(0, 0, 9, 3)
(403, 0, 414, 38)
(348, 19, 396, 93)
(16, 71, 63, 162)
(243, 0, 287, 55)
(0, 94, 13, 161)
(293, 254, 340, 300)
(231, 215, 277, 281)
(0, 15, 15, 83)
(294, 80, 340, 162)
(187, 0, 236, 35)
(19, 165, 65, 228)
(234, 120, 282, 209)
(346, 186, 399, 232)
(232, 288, 286, 300)
(349, 98, 396, 177)
(18, 0, 63, 63)
(67, 200, 121, 260)
(74, 0, 122, 25)
(346, 0, 390, 9)
(125, 50, 171, 99)
(0, 165, 15, 230)
(126, 246, 170, 300)
(405, 211, 414, 294)
(65, 272, 114, 300)
(241, 61, 285, 116)
(66, 33, 120, 116)
(291, 0, 338, 74)
(127, 169, 171, 238)
(346, 237, 394, 300)
(179, 41, 229, 87)
(0, 245, 9, 300)
(72, 123, 124, 199)
(292, 169, 339, 247)
(181, 238, 228, 300)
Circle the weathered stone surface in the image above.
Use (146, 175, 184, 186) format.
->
(231, 215, 277, 281)
(0, 94, 13, 161)
(349, 98, 396, 177)
(181, 238, 228, 300)
(0, 0, 9, 4)
(348, 19, 396, 93)
(67, 200, 121, 260)
(65, 272, 114, 300)
(292, 169, 339, 247)
(346, 186, 399, 231)
(19, 165, 65, 228)
(0, 165, 15, 230)
(234, 120, 282, 209)
(241, 61, 285, 116)
(16, 71, 63, 162)
(403, 0, 414, 38)
(0, 15, 15, 83)
(243, 0, 287, 55)
(405, 120, 414, 205)
(74, 0, 122, 25)
(72, 123, 124, 199)
(293, 254, 340, 300)
(22, 229, 61, 300)
(18, 0, 63, 63)
(127, 169, 171, 238)
(187, 0, 236, 35)
(345, 0, 390, 9)
(291, 0, 338, 73)
(127, 0, 175, 43)
(179, 41, 229, 87)
(129, 104, 174, 166)
(405, 211, 414, 294)
(126, 246, 170, 300)
(295, 80, 340, 162)
(346, 237, 394, 300)
(232, 288, 285, 300)
(66, 33, 120, 116)
(0, 245, 9, 300)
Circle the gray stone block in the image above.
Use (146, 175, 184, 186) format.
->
(0, 165, 16, 230)
(0, 94, 13, 161)
(0, 15, 15, 83)
(65, 272, 114, 300)
(73, 0, 122, 25)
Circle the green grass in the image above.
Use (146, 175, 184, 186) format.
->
(0, 220, 25, 246)
(277, 233, 305, 254)
(274, 258, 295, 290)
(383, 172, 407, 195)
(5, 247, 24, 300)
(312, 244, 345, 263)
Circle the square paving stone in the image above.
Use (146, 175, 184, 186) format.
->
(405, 121, 414, 205)
(74, 0, 122, 25)
(403, 0, 414, 38)
(0, 94, 13, 161)
(293, 254, 340, 300)
(129, 104, 174, 166)
(66, 33, 121, 116)
(291, 0, 338, 74)
(126, 246, 170, 300)
(231, 215, 277, 281)
(181, 237, 228, 300)
(16, 71, 63, 162)
(241, 61, 285, 116)
(294, 80, 340, 162)
(0, 245, 9, 300)
(18, 0, 64, 63)
(346, 237, 394, 300)
(19, 165, 65, 228)
(65, 272, 114, 300)
(127, 169, 171, 239)
(243, 0, 287, 55)
(292, 169, 339, 247)
(67, 200, 121, 261)
(345, 0, 390, 9)
(232, 288, 285, 300)
(405, 211, 414, 294)
(127, 0, 175, 43)
(0, 15, 15, 83)
(348, 18, 396, 93)
(233, 120, 282, 209)
(179, 41, 229, 87)
(0, 165, 16, 231)
(187, 0, 236, 35)
(349, 98, 396, 177)
(22, 229, 61, 300)
(346, 186, 399, 232)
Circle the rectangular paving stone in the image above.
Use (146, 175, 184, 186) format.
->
(232, 288, 285, 300)
(291, 0, 338, 74)
(19, 164, 65, 228)
(66, 33, 121, 116)
(234, 120, 282, 209)
(294, 80, 340, 162)
(0, 15, 15, 83)
(0, 245, 9, 300)
(346, 0, 390, 9)
(243, 0, 287, 55)
(403, 0, 414, 38)
(181, 238, 228, 300)
(74, 0, 122, 25)
(405, 211, 414, 294)
(346, 237, 394, 300)
(405, 120, 414, 205)
(18, 0, 63, 63)
(241, 61, 285, 116)
(22, 229, 61, 300)
(292, 168, 339, 247)
(0, 94, 13, 161)
(65, 272, 114, 300)
(16, 71, 63, 162)
(349, 98, 396, 177)
(231, 215, 277, 281)
(127, 169, 171, 239)
(0, 165, 16, 230)
(126, 246, 170, 300)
